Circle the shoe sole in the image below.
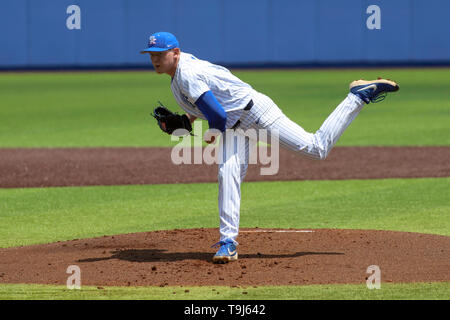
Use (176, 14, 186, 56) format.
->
(349, 78, 399, 91)
(212, 253, 238, 264)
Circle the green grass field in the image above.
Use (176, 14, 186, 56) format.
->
(0, 178, 449, 248)
(1, 282, 448, 300)
(0, 68, 449, 147)
(0, 69, 449, 300)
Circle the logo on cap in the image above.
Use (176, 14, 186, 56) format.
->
(149, 36, 157, 46)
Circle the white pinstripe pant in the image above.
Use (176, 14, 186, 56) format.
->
(217, 91, 365, 242)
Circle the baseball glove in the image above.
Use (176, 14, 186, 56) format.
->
(151, 101, 192, 135)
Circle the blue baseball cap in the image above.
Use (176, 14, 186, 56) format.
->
(140, 32, 179, 53)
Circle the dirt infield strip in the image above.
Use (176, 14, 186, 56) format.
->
(1, 146, 449, 188)
(0, 146, 449, 287)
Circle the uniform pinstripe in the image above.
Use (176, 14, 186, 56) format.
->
(171, 52, 252, 129)
(217, 91, 364, 242)
(170, 51, 365, 243)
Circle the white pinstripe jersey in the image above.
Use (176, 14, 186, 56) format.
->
(170, 52, 253, 129)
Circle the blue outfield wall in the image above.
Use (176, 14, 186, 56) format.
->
(0, 0, 449, 68)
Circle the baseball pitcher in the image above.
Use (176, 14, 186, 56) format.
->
(141, 32, 399, 263)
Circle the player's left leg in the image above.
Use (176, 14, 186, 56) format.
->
(213, 130, 249, 263)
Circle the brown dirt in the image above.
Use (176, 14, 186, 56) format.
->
(0, 146, 449, 287)
(0, 146, 449, 188)
(0, 228, 448, 287)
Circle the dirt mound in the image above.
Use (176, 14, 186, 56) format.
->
(1, 146, 448, 287)
(1, 228, 448, 287)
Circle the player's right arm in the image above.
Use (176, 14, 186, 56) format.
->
(186, 113, 197, 123)
(195, 91, 227, 132)
(177, 66, 225, 140)
(194, 91, 226, 144)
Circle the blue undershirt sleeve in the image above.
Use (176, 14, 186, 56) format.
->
(195, 91, 227, 132)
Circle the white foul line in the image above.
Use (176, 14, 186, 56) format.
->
(240, 230, 314, 233)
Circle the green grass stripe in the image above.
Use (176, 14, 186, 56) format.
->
(0, 282, 448, 300)
(0, 178, 449, 248)
(0, 68, 449, 147)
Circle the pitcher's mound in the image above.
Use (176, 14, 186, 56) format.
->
(0, 228, 449, 287)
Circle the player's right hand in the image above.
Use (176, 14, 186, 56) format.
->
(204, 129, 221, 145)
(205, 135, 216, 144)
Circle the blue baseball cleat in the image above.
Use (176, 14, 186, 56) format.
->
(211, 239, 238, 263)
(350, 78, 399, 104)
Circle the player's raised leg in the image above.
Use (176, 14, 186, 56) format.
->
(349, 78, 399, 104)
(261, 78, 399, 160)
